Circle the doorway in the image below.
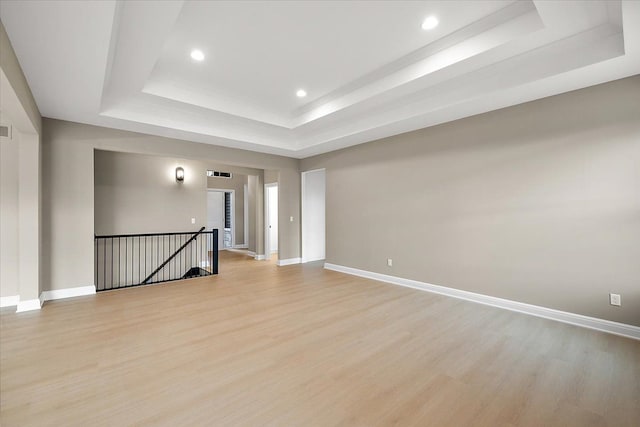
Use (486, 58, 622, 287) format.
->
(264, 183, 278, 260)
(207, 189, 234, 251)
(302, 169, 325, 262)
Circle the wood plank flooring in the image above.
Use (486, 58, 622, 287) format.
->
(1, 250, 639, 426)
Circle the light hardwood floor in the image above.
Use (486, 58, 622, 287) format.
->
(1, 251, 639, 426)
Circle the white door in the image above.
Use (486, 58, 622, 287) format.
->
(207, 191, 225, 251)
(243, 183, 249, 247)
(264, 184, 278, 259)
(302, 169, 325, 262)
(268, 185, 278, 254)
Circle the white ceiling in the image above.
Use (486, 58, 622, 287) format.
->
(1, 0, 638, 158)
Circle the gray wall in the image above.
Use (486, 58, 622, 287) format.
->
(95, 150, 207, 235)
(0, 128, 19, 297)
(43, 119, 300, 291)
(301, 76, 640, 327)
(277, 169, 301, 260)
(1, 19, 42, 302)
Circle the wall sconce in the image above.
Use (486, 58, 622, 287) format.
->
(175, 167, 184, 182)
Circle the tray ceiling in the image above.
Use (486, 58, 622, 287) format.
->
(1, 1, 638, 158)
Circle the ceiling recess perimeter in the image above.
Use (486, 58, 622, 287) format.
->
(0, 0, 637, 158)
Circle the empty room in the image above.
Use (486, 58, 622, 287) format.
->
(1, 1, 639, 426)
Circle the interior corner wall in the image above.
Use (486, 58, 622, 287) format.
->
(42, 119, 299, 291)
(300, 75, 640, 327)
(0, 129, 19, 298)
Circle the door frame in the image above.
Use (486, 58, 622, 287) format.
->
(264, 183, 278, 260)
(207, 188, 235, 250)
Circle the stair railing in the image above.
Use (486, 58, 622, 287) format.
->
(94, 228, 219, 291)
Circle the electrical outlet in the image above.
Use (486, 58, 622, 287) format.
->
(610, 293, 621, 307)
(387, 258, 393, 267)
(191, 218, 196, 224)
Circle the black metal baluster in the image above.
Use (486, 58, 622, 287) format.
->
(125, 237, 128, 287)
(95, 239, 98, 291)
(161, 235, 164, 282)
(96, 239, 98, 290)
(157, 236, 159, 283)
(103, 239, 106, 291)
(213, 230, 218, 275)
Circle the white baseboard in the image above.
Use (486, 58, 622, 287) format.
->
(247, 251, 267, 261)
(233, 244, 248, 249)
(16, 298, 42, 313)
(40, 285, 96, 303)
(0, 295, 19, 308)
(8, 286, 97, 313)
(277, 257, 301, 266)
(246, 251, 266, 260)
(324, 263, 640, 341)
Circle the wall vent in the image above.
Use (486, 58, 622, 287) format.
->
(207, 170, 232, 179)
(0, 125, 11, 138)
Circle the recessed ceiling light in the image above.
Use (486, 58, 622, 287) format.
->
(421, 16, 439, 30)
(190, 49, 205, 61)
(296, 89, 307, 98)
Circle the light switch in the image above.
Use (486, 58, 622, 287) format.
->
(191, 218, 196, 224)
(290, 216, 294, 222)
